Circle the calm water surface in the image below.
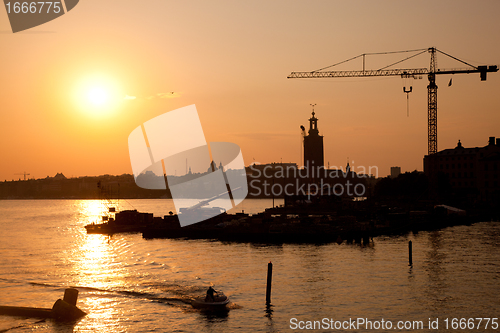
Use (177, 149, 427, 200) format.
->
(0, 199, 499, 332)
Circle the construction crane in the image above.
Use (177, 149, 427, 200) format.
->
(15, 172, 30, 181)
(288, 47, 498, 155)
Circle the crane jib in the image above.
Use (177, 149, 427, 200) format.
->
(288, 65, 498, 79)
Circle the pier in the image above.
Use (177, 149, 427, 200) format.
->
(84, 198, 478, 244)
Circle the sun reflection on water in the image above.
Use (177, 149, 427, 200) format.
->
(66, 201, 133, 331)
(74, 234, 129, 289)
(78, 296, 125, 332)
(76, 200, 107, 225)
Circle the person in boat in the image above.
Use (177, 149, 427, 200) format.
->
(205, 286, 217, 302)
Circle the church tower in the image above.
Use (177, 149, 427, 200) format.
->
(303, 107, 324, 173)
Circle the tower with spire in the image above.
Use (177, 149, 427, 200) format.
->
(303, 105, 324, 174)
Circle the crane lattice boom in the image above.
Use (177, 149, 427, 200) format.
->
(288, 67, 496, 79)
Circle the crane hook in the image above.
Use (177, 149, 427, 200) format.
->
(403, 86, 412, 117)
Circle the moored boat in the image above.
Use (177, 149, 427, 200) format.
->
(85, 209, 154, 234)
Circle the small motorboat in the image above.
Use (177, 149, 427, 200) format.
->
(191, 293, 230, 311)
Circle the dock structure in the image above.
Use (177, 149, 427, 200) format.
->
(84, 194, 477, 244)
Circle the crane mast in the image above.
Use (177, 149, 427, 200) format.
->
(428, 48, 438, 154)
(14, 172, 30, 181)
(288, 47, 498, 154)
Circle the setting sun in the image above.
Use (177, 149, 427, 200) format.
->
(73, 74, 122, 117)
(87, 87, 109, 106)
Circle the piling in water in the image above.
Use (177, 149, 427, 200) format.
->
(266, 262, 273, 304)
(409, 240, 413, 266)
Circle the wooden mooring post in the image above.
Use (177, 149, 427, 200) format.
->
(266, 262, 273, 304)
(408, 241, 413, 266)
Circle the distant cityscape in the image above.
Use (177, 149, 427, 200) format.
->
(1, 112, 498, 209)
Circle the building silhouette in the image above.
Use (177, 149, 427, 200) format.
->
(424, 136, 500, 202)
(390, 167, 401, 179)
(303, 111, 324, 173)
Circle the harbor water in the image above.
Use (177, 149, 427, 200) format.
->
(0, 199, 499, 332)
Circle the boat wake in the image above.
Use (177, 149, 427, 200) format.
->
(8, 279, 241, 311)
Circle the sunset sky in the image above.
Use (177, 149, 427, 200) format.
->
(1, 0, 500, 181)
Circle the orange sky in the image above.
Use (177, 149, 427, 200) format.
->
(1, 0, 500, 181)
